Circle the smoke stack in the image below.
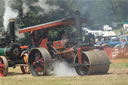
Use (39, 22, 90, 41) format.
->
(9, 19, 15, 42)
(74, 11, 82, 43)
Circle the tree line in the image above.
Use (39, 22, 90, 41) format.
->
(0, 0, 128, 30)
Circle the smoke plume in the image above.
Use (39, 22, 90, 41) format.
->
(15, 30, 25, 38)
(32, 0, 59, 15)
(22, 2, 30, 15)
(50, 60, 78, 76)
(3, 0, 18, 31)
(3, 0, 60, 31)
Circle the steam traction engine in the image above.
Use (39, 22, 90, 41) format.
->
(0, 19, 29, 77)
(19, 11, 110, 76)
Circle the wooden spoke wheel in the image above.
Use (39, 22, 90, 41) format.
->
(20, 53, 30, 74)
(20, 65, 30, 74)
(0, 56, 8, 77)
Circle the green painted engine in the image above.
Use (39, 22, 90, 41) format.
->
(0, 43, 21, 61)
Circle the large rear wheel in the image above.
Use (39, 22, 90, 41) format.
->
(0, 56, 8, 77)
(28, 48, 52, 76)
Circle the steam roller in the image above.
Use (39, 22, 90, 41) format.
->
(18, 11, 110, 76)
(0, 19, 29, 77)
(28, 48, 110, 76)
(0, 43, 30, 77)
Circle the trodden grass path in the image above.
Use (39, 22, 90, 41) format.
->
(1, 59, 128, 85)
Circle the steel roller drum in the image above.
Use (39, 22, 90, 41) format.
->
(83, 50, 110, 75)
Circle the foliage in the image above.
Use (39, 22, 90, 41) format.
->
(0, 0, 128, 29)
(0, 0, 5, 27)
(113, 28, 128, 35)
(14, 0, 81, 45)
(80, 0, 128, 29)
(14, 0, 80, 28)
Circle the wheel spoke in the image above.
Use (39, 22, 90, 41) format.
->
(28, 48, 52, 76)
(0, 66, 5, 76)
(0, 56, 8, 77)
(0, 64, 5, 68)
(0, 60, 3, 64)
(35, 67, 43, 72)
(0, 60, 2, 63)
(20, 66, 30, 74)
(0, 68, 5, 72)
(33, 53, 45, 75)
(24, 66, 27, 71)
(0, 58, 5, 75)
(75, 54, 90, 75)
(39, 58, 44, 66)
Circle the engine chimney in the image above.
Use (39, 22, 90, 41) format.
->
(74, 11, 82, 43)
(9, 19, 15, 42)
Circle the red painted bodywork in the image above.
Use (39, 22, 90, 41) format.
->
(77, 48, 82, 64)
(40, 39, 48, 49)
(20, 46, 28, 49)
(0, 64, 5, 77)
(53, 40, 64, 49)
(18, 18, 85, 34)
(19, 18, 75, 34)
(18, 17, 86, 64)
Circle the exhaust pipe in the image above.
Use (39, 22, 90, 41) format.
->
(74, 11, 82, 43)
(9, 19, 15, 42)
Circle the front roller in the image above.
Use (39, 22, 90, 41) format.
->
(74, 50, 110, 75)
(28, 48, 52, 76)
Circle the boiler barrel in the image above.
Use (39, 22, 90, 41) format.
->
(0, 44, 21, 61)
(0, 48, 5, 56)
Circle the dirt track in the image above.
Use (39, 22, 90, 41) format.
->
(6, 59, 128, 76)
(1, 59, 128, 85)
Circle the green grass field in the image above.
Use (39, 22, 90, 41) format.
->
(1, 60, 128, 85)
(113, 28, 128, 35)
